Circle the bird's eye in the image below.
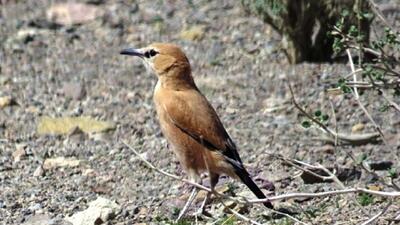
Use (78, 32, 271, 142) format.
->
(144, 49, 158, 58)
(149, 49, 158, 57)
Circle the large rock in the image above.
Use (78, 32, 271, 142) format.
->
(22, 214, 72, 225)
(62, 82, 86, 100)
(12, 144, 27, 163)
(47, 3, 104, 26)
(66, 197, 121, 225)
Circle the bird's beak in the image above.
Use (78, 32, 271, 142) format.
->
(120, 48, 144, 57)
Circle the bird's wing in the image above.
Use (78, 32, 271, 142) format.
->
(161, 89, 243, 168)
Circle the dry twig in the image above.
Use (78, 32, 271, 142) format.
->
(381, 89, 400, 113)
(123, 141, 400, 203)
(367, 0, 396, 30)
(360, 200, 392, 225)
(347, 49, 359, 98)
(249, 188, 400, 204)
(345, 49, 389, 146)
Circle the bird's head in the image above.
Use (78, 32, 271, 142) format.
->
(120, 43, 192, 81)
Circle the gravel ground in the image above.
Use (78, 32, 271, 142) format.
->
(1, 0, 400, 224)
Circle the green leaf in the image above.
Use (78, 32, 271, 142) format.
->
(388, 168, 398, 178)
(314, 110, 322, 117)
(357, 153, 368, 164)
(372, 40, 385, 49)
(379, 104, 390, 112)
(357, 193, 374, 206)
(356, 34, 365, 42)
(394, 88, 400, 96)
(341, 9, 350, 17)
(338, 78, 346, 85)
(348, 25, 358, 37)
(301, 120, 311, 129)
(362, 12, 373, 20)
(321, 114, 329, 121)
(216, 216, 236, 225)
(341, 85, 352, 94)
(333, 37, 344, 54)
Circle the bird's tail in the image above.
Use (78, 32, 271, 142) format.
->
(236, 169, 273, 209)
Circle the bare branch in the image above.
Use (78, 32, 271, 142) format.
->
(329, 99, 339, 146)
(360, 200, 392, 225)
(347, 49, 359, 98)
(124, 140, 400, 205)
(123, 140, 212, 193)
(367, 0, 396, 31)
(288, 83, 332, 135)
(315, 132, 380, 145)
(249, 188, 400, 204)
(349, 45, 382, 58)
(344, 68, 364, 79)
(317, 163, 369, 215)
(345, 81, 400, 89)
(345, 49, 389, 146)
(381, 89, 400, 113)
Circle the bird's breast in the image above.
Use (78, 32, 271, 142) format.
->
(153, 87, 206, 175)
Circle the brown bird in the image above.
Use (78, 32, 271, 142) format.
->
(121, 43, 273, 217)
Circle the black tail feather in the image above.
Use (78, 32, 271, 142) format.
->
(236, 169, 273, 209)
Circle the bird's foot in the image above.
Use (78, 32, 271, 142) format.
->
(175, 187, 199, 222)
(193, 206, 213, 221)
(193, 190, 213, 218)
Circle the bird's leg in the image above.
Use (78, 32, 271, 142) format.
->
(197, 173, 219, 216)
(176, 176, 200, 221)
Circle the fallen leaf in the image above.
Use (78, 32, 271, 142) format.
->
(0, 96, 14, 109)
(180, 26, 205, 41)
(367, 184, 383, 191)
(43, 157, 81, 170)
(351, 123, 365, 133)
(37, 116, 115, 135)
